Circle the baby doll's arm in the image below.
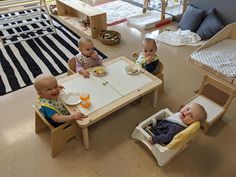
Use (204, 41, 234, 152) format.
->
(51, 112, 87, 122)
(59, 85, 64, 90)
(91, 51, 98, 59)
(76, 60, 84, 73)
(132, 52, 139, 60)
(146, 56, 154, 64)
(80, 69, 90, 78)
(91, 51, 100, 60)
(76, 60, 90, 78)
(91, 51, 103, 66)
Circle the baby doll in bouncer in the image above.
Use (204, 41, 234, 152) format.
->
(149, 103, 207, 145)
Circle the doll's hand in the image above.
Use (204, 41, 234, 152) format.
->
(59, 85, 64, 90)
(72, 112, 87, 120)
(91, 51, 98, 59)
(146, 55, 153, 64)
(132, 52, 139, 59)
(80, 69, 90, 78)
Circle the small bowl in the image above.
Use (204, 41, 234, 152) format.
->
(98, 30, 121, 45)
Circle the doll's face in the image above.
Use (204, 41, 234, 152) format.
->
(79, 40, 95, 57)
(179, 103, 205, 125)
(37, 76, 61, 100)
(143, 41, 157, 58)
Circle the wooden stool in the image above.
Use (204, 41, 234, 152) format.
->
(33, 104, 80, 157)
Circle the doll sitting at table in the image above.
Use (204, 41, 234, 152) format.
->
(70, 37, 103, 78)
(34, 74, 87, 127)
(133, 37, 160, 75)
(149, 103, 207, 145)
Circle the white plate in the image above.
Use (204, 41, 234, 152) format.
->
(92, 66, 107, 77)
(125, 65, 141, 75)
(64, 93, 81, 106)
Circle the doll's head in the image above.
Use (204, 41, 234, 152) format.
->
(142, 38, 157, 58)
(78, 37, 95, 57)
(34, 74, 61, 100)
(179, 103, 207, 125)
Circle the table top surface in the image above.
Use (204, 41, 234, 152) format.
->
(59, 56, 162, 127)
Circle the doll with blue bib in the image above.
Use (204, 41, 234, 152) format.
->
(34, 74, 87, 127)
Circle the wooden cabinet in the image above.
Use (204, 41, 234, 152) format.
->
(56, 0, 107, 38)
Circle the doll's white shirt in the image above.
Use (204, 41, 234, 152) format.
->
(165, 112, 188, 127)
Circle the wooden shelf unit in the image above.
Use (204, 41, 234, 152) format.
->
(56, 0, 107, 38)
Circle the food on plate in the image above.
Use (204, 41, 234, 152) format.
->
(93, 67, 107, 76)
(127, 67, 139, 73)
(125, 65, 140, 75)
(95, 68, 105, 75)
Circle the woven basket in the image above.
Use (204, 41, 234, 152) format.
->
(98, 30, 121, 45)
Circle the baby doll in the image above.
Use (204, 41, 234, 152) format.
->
(71, 37, 103, 78)
(149, 103, 207, 145)
(133, 38, 160, 74)
(34, 74, 87, 127)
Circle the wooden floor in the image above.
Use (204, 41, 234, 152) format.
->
(0, 1, 236, 177)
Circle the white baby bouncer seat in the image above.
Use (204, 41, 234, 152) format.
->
(131, 108, 200, 166)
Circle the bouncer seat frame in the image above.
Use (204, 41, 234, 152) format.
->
(131, 108, 200, 166)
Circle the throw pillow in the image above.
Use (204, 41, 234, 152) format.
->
(178, 5, 205, 32)
(196, 8, 224, 40)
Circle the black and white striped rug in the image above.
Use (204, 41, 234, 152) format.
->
(0, 16, 107, 96)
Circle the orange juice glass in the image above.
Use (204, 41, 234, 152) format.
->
(80, 92, 91, 108)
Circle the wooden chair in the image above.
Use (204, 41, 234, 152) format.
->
(185, 75, 235, 134)
(67, 57, 76, 75)
(33, 103, 80, 157)
(155, 61, 164, 93)
(132, 108, 200, 166)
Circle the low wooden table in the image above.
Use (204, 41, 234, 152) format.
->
(59, 56, 162, 149)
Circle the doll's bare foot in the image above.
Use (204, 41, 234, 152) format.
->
(148, 137, 154, 145)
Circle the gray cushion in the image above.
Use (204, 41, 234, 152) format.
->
(178, 5, 205, 32)
(196, 8, 224, 40)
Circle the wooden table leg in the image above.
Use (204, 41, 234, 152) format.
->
(82, 127, 89, 150)
(153, 88, 158, 108)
